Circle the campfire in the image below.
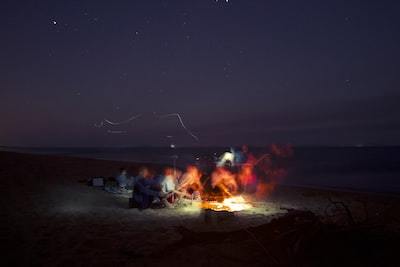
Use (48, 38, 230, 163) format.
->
(150, 144, 293, 216)
(200, 195, 252, 212)
(178, 144, 293, 213)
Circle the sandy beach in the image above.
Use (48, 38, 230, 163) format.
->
(2, 151, 400, 266)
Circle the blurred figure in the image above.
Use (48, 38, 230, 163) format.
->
(116, 167, 136, 190)
(233, 145, 248, 165)
(132, 167, 163, 209)
(160, 168, 177, 195)
(238, 162, 257, 193)
(160, 167, 178, 208)
(270, 143, 294, 158)
(211, 167, 238, 197)
(254, 144, 294, 199)
(116, 167, 128, 189)
(235, 145, 258, 193)
(216, 148, 235, 168)
(177, 165, 203, 200)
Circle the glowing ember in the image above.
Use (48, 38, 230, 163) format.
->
(200, 196, 252, 212)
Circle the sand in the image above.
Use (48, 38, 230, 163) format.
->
(2, 151, 400, 266)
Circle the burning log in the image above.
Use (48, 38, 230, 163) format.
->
(200, 196, 252, 212)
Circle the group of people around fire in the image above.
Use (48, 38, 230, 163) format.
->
(109, 144, 292, 209)
(125, 165, 203, 209)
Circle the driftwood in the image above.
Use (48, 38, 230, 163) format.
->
(323, 196, 395, 228)
(325, 197, 356, 225)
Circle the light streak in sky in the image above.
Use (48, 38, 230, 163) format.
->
(104, 114, 142, 126)
(94, 114, 141, 129)
(159, 113, 199, 142)
(94, 112, 199, 142)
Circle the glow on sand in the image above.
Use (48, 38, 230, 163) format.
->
(200, 196, 252, 212)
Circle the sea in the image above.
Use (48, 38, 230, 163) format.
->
(2, 146, 400, 195)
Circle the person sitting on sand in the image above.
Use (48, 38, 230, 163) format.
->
(159, 167, 178, 208)
(116, 168, 129, 189)
(211, 166, 238, 197)
(116, 167, 136, 190)
(132, 167, 165, 209)
(176, 165, 203, 200)
(105, 167, 132, 194)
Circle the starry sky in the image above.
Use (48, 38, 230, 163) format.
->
(1, 0, 400, 147)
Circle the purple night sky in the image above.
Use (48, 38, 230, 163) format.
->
(1, 0, 400, 147)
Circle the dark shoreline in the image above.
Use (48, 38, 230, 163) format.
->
(2, 147, 400, 196)
(1, 150, 399, 211)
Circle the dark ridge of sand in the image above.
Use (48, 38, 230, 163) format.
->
(1, 151, 400, 266)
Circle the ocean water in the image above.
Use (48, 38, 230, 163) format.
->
(2, 146, 400, 194)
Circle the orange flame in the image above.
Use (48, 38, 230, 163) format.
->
(177, 165, 203, 195)
(136, 144, 293, 211)
(211, 167, 238, 196)
(200, 195, 252, 212)
(192, 144, 292, 210)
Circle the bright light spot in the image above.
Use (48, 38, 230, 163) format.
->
(170, 144, 175, 148)
(201, 196, 252, 212)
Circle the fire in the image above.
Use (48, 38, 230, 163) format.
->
(131, 144, 293, 212)
(200, 195, 252, 212)
(182, 145, 293, 212)
(211, 167, 238, 196)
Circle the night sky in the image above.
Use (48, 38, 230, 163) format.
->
(1, 0, 400, 147)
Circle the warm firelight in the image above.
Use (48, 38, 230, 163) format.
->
(200, 195, 252, 212)
(177, 144, 292, 212)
